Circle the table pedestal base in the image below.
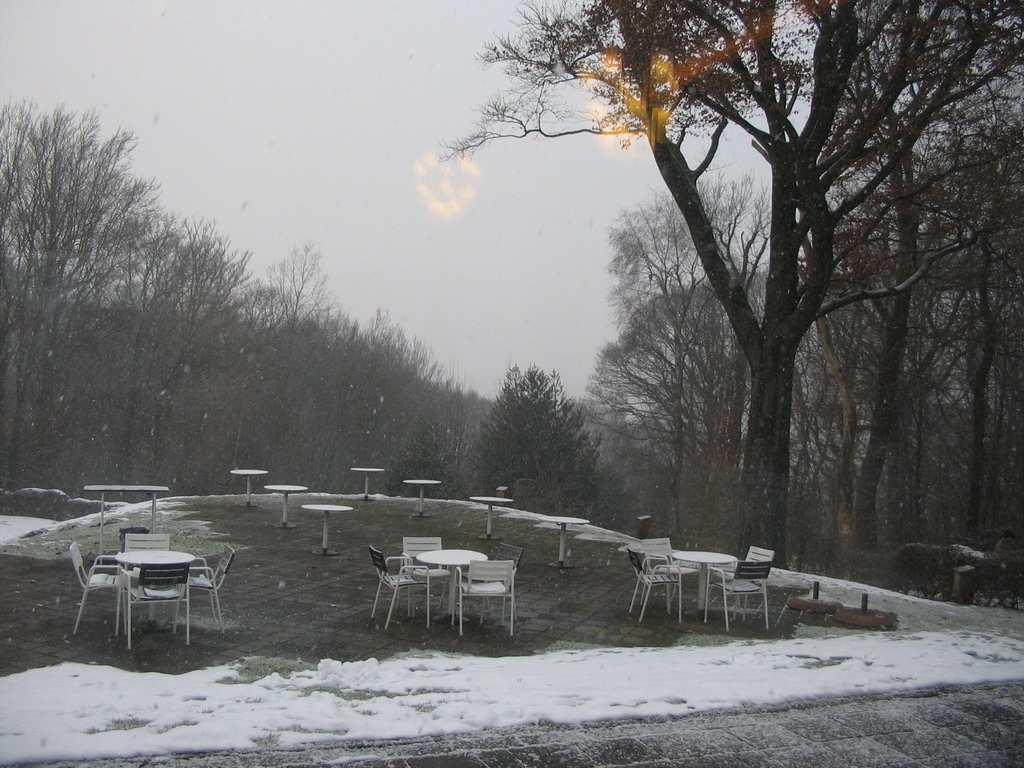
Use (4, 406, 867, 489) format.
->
(410, 512, 432, 519)
(478, 533, 501, 541)
(273, 522, 296, 529)
(312, 548, 338, 556)
(548, 560, 574, 569)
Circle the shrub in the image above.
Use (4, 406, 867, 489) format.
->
(895, 543, 1023, 608)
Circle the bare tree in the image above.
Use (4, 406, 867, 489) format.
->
(589, 180, 766, 537)
(451, 0, 1023, 561)
(0, 103, 158, 487)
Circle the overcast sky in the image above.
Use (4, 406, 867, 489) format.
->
(2, 1, 684, 397)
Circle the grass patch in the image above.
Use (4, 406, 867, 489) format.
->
(221, 656, 316, 684)
(86, 717, 150, 733)
(251, 733, 280, 749)
(790, 655, 853, 669)
(156, 720, 199, 733)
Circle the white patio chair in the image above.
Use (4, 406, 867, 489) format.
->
(704, 559, 773, 631)
(69, 542, 122, 633)
(627, 547, 680, 621)
(641, 537, 698, 579)
(369, 545, 431, 628)
(492, 543, 524, 619)
(122, 562, 191, 649)
(457, 559, 515, 636)
(188, 546, 235, 631)
(718, 545, 774, 583)
(493, 542, 524, 571)
(402, 536, 450, 606)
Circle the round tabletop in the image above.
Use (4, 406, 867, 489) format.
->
(231, 469, 268, 476)
(469, 496, 514, 505)
(264, 484, 308, 493)
(115, 550, 194, 566)
(84, 484, 169, 493)
(415, 549, 487, 567)
(671, 550, 737, 565)
(403, 479, 441, 486)
(301, 504, 354, 513)
(543, 515, 589, 526)
(351, 467, 385, 473)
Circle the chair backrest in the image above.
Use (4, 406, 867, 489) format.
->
(467, 559, 514, 585)
(734, 559, 773, 581)
(123, 533, 171, 551)
(69, 542, 87, 584)
(744, 546, 775, 562)
(627, 547, 645, 575)
(137, 562, 189, 590)
(214, 546, 236, 585)
(493, 543, 524, 569)
(402, 537, 442, 558)
(369, 545, 388, 576)
(118, 526, 150, 550)
(641, 538, 674, 557)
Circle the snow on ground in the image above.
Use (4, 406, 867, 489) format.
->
(2, 630, 1024, 764)
(0, 515, 58, 543)
(2, 508, 1024, 764)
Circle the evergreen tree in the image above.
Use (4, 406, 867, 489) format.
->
(388, 416, 461, 496)
(478, 365, 600, 515)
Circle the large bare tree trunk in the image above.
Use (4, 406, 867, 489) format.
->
(853, 291, 911, 547)
(966, 251, 995, 534)
(817, 316, 856, 546)
(741, 338, 797, 562)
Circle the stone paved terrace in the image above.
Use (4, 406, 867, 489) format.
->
(1, 492, 809, 676)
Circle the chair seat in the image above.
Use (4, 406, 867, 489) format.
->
(462, 581, 508, 596)
(643, 572, 679, 585)
(88, 573, 118, 587)
(724, 580, 764, 594)
(659, 565, 698, 577)
(412, 567, 449, 581)
(189, 575, 214, 589)
(134, 586, 181, 600)
(386, 574, 423, 589)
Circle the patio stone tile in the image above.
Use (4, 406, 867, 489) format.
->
(774, 711, 863, 741)
(949, 721, 1024, 751)
(873, 728, 984, 760)
(728, 723, 807, 750)
(824, 736, 918, 767)
(945, 696, 1024, 723)
(644, 728, 754, 759)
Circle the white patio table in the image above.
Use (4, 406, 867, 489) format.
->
(468, 495, 514, 541)
(416, 548, 488, 622)
(403, 479, 440, 518)
(264, 484, 308, 529)
(671, 550, 738, 610)
(230, 469, 268, 507)
(301, 503, 353, 556)
(542, 515, 589, 569)
(351, 467, 385, 500)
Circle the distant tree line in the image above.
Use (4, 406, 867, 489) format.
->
(0, 102, 625, 528)
(0, 102, 490, 497)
